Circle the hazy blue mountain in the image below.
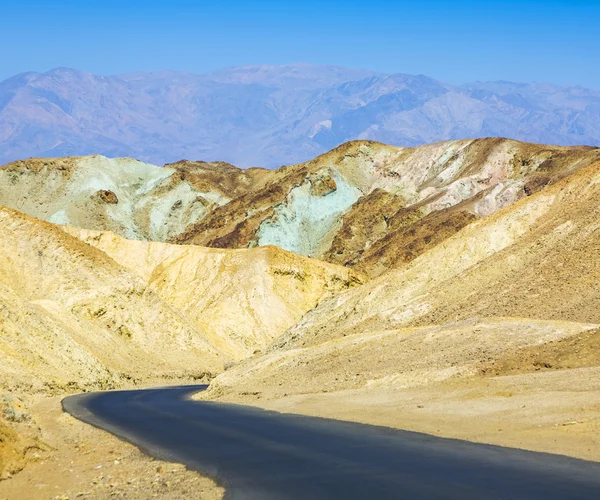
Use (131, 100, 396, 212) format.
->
(1, 64, 599, 168)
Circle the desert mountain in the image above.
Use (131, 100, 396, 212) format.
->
(4, 138, 598, 278)
(176, 138, 600, 277)
(0, 139, 600, 476)
(3, 138, 600, 477)
(1, 65, 600, 168)
(270, 158, 600, 349)
(66, 227, 363, 359)
(207, 156, 600, 383)
(0, 206, 360, 397)
(206, 157, 600, 461)
(0, 155, 271, 241)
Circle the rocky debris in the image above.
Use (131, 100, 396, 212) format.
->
(92, 189, 119, 204)
(480, 328, 600, 376)
(0, 396, 224, 499)
(1, 394, 31, 424)
(309, 173, 337, 196)
(166, 160, 270, 199)
(0, 418, 25, 479)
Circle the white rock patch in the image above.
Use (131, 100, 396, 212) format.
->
(257, 172, 361, 257)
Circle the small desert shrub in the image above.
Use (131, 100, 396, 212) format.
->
(1, 393, 31, 423)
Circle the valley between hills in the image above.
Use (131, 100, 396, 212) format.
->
(1, 137, 600, 498)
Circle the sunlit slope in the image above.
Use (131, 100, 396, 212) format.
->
(210, 318, 598, 398)
(0, 207, 363, 480)
(204, 162, 600, 460)
(205, 316, 600, 462)
(274, 160, 600, 350)
(0, 206, 223, 393)
(66, 227, 364, 359)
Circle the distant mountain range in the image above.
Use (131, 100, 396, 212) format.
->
(1, 64, 599, 168)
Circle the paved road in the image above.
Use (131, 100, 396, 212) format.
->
(63, 385, 600, 499)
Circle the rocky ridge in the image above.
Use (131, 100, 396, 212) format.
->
(175, 137, 600, 276)
(0, 155, 269, 242)
(3, 139, 599, 279)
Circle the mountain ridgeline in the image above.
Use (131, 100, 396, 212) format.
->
(2, 138, 599, 278)
(1, 64, 600, 169)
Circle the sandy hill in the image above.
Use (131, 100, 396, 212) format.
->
(0, 206, 223, 396)
(206, 159, 600, 461)
(0, 205, 361, 394)
(65, 227, 363, 359)
(0, 206, 362, 478)
(3, 139, 599, 279)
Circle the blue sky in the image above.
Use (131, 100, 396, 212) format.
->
(1, 0, 598, 88)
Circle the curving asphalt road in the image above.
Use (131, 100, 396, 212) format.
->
(63, 385, 600, 499)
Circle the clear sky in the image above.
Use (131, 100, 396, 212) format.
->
(1, 0, 599, 88)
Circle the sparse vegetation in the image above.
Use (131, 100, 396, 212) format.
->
(1, 394, 30, 424)
(272, 268, 307, 281)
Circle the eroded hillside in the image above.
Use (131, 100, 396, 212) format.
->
(0, 156, 268, 242)
(0, 206, 223, 396)
(205, 159, 600, 460)
(66, 227, 364, 359)
(0, 205, 361, 390)
(176, 138, 600, 276)
(272, 159, 600, 348)
(3, 137, 600, 486)
(3, 138, 597, 278)
(0, 206, 361, 478)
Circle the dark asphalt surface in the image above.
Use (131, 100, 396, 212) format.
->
(63, 385, 600, 499)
